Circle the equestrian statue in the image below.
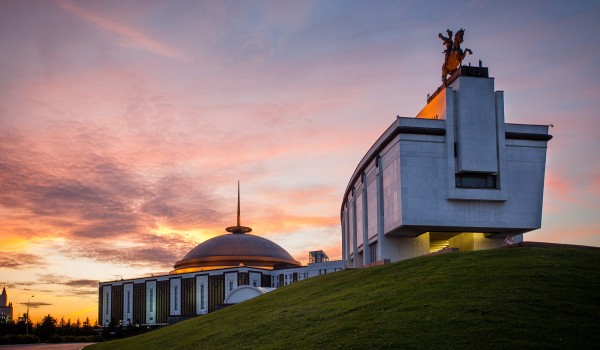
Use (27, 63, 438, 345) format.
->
(439, 28, 472, 85)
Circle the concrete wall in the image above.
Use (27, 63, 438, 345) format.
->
(102, 285, 111, 326)
(381, 233, 430, 261)
(123, 283, 133, 325)
(195, 275, 208, 315)
(169, 278, 181, 316)
(145, 281, 156, 324)
(99, 261, 344, 325)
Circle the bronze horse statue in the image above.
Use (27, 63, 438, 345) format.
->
(439, 28, 472, 85)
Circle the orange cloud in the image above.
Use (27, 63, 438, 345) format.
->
(252, 214, 339, 234)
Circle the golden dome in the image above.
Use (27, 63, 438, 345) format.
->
(171, 232, 301, 273)
(170, 182, 301, 273)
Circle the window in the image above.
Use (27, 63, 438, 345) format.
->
(369, 242, 377, 263)
(105, 293, 109, 314)
(229, 281, 233, 292)
(238, 272, 249, 286)
(200, 284, 205, 309)
(174, 286, 178, 310)
(149, 288, 154, 312)
(455, 173, 497, 189)
(127, 291, 131, 313)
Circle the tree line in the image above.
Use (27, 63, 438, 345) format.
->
(0, 314, 103, 344)
(1, 314, 155, 344)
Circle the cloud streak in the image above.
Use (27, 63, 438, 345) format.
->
(55, 0, 183, 59)
(0, 253, 46, 269)
(19, 302, 53, 309)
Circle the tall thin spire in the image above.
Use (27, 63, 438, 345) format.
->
(237, 181, 241, 227)
(226, 181, 252, 234)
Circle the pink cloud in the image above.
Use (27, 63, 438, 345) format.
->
(55, 0, 184, 59)
(529, 225, 600, 248)
(593, 177, 600, 197)
(545, 172, 571, 198)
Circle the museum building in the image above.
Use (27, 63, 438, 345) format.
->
(99, 57, 552, 326)
(341, 63, 552, 267)
(98, 198, 343, 327)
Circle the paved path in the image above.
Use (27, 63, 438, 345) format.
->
(0, 344, 94, 350)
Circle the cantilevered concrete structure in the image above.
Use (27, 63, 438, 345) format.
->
(341, 64, 552, 267)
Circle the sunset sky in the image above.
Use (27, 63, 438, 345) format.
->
(1, 0, 598, 324)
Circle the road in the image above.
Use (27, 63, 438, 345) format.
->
(0, 344, 94, 350)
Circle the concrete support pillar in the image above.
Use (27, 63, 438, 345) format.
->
(361, 174, 370, 265)
(351, 188, 358, 268)
(341, 207, 347, 268)
(376, 156, 384, 261)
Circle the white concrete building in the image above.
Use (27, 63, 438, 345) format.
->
(341, 64, 552, 267)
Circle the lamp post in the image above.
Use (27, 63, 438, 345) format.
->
(25, 295, 34, 335)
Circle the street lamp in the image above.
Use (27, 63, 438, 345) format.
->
(26, 295, 34, 335)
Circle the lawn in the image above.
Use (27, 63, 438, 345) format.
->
(87, 246, 600, 349)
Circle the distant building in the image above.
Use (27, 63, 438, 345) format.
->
(309, 250, 329, 263)
(0, 287, 14, 322)
(341, 64, 552, 266)
(98, 189, 343, 327)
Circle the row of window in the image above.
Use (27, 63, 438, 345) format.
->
(108, 284, 207, 314)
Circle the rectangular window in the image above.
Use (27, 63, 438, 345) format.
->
(229, 281, 233, 292)
(200, 284, 205, 309)
(105, 293, 109, 314)
(455, 173, 497, 189)
(149, 288, 154, 312)
(369, 242, 377, 263)
(174, 286, 178, 310)
(127, 291, 131, 313)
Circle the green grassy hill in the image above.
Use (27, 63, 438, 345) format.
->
(87, 246, 600, 349)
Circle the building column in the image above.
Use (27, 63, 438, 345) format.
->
(341, 206, 347, 268)
(351, 188, 358, 268)
(376, 156, 384, 261)
(362, 174, 370, 265)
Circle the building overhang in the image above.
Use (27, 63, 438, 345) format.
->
(384, 225, 539, 237)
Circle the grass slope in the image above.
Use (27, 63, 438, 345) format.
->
(88, 247, 600, 349)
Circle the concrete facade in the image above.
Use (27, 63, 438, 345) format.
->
(98, 259, 343, 327)
(341, 66, 551, 267)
